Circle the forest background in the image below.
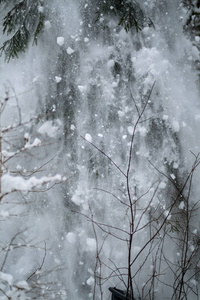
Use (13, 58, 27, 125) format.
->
(0, 1, 200, 299)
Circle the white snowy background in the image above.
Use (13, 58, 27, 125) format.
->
(0, 0, 200, 299)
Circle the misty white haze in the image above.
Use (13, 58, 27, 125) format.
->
(0, 0, 200, 299)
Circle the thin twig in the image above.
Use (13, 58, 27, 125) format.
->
(80, 135, 127, 178)
(27, 241, 47, 282)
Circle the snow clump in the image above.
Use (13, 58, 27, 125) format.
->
(66, 232, 76, 244)
(38, 120, 61, 138)
(85, 133, 92, 142)
(55, 76, 62, 83)
(44, 20, 51, 30)
(2, 174, 62, 194)
(78, 85, 87, 94)
(67, 47, 75, 55)
(0, 272, 13, 285)
(86, 238, 96, 251)
(57, 37, 65, 46)
(86, 276, 94, 286)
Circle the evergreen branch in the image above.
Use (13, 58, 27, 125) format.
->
(2, 0, 27, 35)
(0, 0, 45, 61)
(24, 1, 40, 31)
(33, 12, 45, 45)
(100, 0, 154, 33)
(0, 26, 30, 61)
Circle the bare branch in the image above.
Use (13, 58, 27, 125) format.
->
(80, 135, 127, 178)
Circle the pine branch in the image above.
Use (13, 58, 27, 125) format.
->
(100, 0, 154, 33)
(0, 26, 30, 61)
(2, 0, 28, 34)
(0, 0, 45, 62)
(33, 12, 45, 45)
